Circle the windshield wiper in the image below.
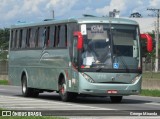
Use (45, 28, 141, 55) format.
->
(96, 68, 103, 72)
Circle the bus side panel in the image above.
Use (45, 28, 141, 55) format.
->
(37, 49, 70, 90)
(9, 50, 41, 87)
(8, 49, 71, 91)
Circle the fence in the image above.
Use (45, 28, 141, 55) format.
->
(142, 57, 160, 72)
(0, 60, 8, 75)
(143, 62, 154, 72)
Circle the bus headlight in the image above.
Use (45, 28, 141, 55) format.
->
(82, 73, 95, 83)
(132, 75, 141, 84)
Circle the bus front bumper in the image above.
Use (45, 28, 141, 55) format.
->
(78, 74, 142, 96)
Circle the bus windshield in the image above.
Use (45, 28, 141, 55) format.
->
(80, 24, 140, 71)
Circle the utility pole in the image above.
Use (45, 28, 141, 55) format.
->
(147, 8, 160, 72)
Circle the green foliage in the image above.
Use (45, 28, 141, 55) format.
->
(141, 32, 160, 64)
(0, 28, 9, 50)
(141, 89, 160, 97)
(0, 80, 9, 85)
(0, 51, 8, 60)
(0, 28, 9, 60)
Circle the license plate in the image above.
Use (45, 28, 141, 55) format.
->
(107, 90, 118, 94)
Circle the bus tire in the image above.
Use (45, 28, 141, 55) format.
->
(59, 78, 76, 102)
(21, 75, 39, 97)
(110, 96, 123, 103)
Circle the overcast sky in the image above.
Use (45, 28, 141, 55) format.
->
(0, 0, 160, 28)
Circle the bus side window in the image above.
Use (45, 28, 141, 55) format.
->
(38, 27, 45, 48)
(54, 25, 60, 47)
(46, 26, 50, 47)
(22, 29, 27, 48)
(13, 30, 17, 49)
(59, 25, 67, 47)
(65, 25, 67, 47)
(49, 25, 55, 48)
(53, 26, 57, 47)
(19, 29, 23, 48)
(42, 27, 46, 47)
(43, 26, 50, 47)
(16, 30, 20, 49)
(26, 28, 31, 48)
(30, 28, 36, 48)
(35, 27, 39, 48)
(10, 30, 13, 49)
(57, 26, 60, 47)
(11, 30, 14, 49)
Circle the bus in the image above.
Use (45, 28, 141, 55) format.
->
(8, 16, 153, 103)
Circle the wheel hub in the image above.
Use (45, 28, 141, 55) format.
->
(22, 81, 26, 93)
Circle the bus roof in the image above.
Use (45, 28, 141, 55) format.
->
(10, 17, 138, 29)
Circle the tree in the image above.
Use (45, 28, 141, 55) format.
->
(0, 28, 9, 60)
(0, 28, 9, 50)
(141, 32, 160, 65)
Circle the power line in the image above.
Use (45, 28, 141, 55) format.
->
(147, 8, 160, 72)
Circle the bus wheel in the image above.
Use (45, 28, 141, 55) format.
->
(59, 78, 74, 102)
(110, 96, 123, 103)
(21, 75, 39, 97)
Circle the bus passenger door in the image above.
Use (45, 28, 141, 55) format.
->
(70, 36, 79, 92)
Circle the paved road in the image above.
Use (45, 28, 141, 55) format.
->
(0, 85, 160, 117)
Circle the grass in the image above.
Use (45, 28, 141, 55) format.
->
(0, 79, 9, 85)
(142, 72, 160, 80)
(140, 89, 160, 97)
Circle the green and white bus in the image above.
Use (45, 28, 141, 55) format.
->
(9, 17, 152, 103)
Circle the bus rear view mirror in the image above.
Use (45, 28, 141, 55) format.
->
(73, 31, 83, 49)
(140, 34, 153, 53)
